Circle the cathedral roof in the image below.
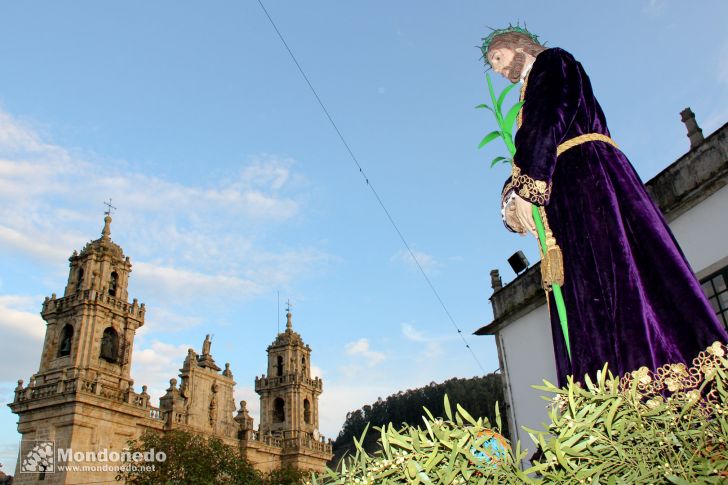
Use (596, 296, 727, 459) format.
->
(76, 215, 126, 261)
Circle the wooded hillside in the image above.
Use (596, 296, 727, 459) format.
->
(330, 373, 507, 467)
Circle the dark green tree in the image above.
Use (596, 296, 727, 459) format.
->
(118, 429, 259, 485)
(260, 465, 308, 485)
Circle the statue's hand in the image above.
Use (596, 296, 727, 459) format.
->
(512, 194, 537, 238)
(504, 198, 524, 234)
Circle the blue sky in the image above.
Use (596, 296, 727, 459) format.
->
(1, 0, 727, 471)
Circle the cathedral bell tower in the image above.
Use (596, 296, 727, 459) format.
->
(37, 214, 144, 388)
(255, 311, 323, 438)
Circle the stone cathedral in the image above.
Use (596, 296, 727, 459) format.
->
(8, 215, 332, 484)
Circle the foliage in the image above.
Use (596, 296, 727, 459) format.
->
(476, 73, 523, 163)
(331, 374, 507, 466)
(315, 342, 728, 484)
(261, 465, 309, 485)
(118, 429, 306, 485)
(315, 396, 527, 484)
(527, 341, 728, 484)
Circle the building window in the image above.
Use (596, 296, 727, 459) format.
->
(109, 271, 118, 297)
(100, 327, 119, 363)
(77, 268, 84, 290)
(701, 267, 728, 329)
(301, 357, 306, 374)
(58, 324, 74, 357)
(273, 398, 285, 423)
(303, 398, 311, 424)
(276, 355, 284, 377)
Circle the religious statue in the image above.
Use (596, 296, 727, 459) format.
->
(481, 26, 728, 386)
(202, 334, 212, 355)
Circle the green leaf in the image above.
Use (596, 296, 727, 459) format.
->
(456, 403, 477, 426)
(494, 401, 502, 431)
(503, 100, 525, 134)
(605, 397, 622, 439)
(490, 156, 508, 168)
(486, 74, 501, 123)
(496, 82, 518, 113)
(478, 130, 501, 149)
(474, 104, 495, 114)
(443, 394, 453, 421)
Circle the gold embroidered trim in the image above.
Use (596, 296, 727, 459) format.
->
(538, 207, 565, 289)
(556, 133, 618, 157)
(618, 341, 726, 406)
(511, 163, 551, 205)
(516, 73, 529, 129)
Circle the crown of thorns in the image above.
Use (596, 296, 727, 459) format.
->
(480, 24, 541, 65)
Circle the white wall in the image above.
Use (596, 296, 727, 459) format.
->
(499, 303, 555, 463)
(669, 184, 728, 276)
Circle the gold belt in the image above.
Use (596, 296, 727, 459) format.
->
(556, 133, 618, 157)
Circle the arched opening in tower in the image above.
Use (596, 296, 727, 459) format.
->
(273, 397, 285, 423)
(58, 324, 74, 357)
(100, 327, 119, 363)
(303, 398, 311, 424)
(109, 271, 118, 297)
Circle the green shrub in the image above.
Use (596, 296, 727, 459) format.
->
(312, 342, 728, 484)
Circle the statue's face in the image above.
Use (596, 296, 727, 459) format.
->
(487, 47, 516, 79)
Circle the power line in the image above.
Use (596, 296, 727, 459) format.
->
(256, 1, 485, 374)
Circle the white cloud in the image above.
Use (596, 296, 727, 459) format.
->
(0, 295, 46, 381)
(344, 338, 385, 367)
(134, 262, 261, 301)
(390, 249, 440, 275)
(0, 224, 70, 264)
(0, 107, 331, 304)
(310, 364, 323, 379)
(0, 295, 45, 341)
(138, 307, 203, 337)
(401, 322, 453, 358)
(0, 441, 18, 475)
(0, 110, 70, 159)
(130, 340, 192, 403)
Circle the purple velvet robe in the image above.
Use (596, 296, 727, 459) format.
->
(504, 48, 728, 387)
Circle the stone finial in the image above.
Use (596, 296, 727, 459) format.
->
(168, 378, 177, 390)
(680, 107, 704, 149)
(101, 215, 112, 239)
(223, 362, 233, 378)
(286, 312, 293, 330)
(490, 269, 503, 291)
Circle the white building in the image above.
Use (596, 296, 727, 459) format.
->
(475, 111, 728, 464)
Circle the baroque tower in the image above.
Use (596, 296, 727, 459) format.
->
(38, 214, 144, 385)
(9, 215, 151, 485)
(254, 311, 330, 469)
